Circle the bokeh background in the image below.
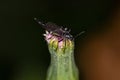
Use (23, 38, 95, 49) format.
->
(0, 0, 119, 80)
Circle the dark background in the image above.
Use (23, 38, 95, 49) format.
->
(0, 0, 117, 80)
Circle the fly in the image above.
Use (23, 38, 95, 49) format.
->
(34, 18, 73, 40)
(34, 18, 85, 40)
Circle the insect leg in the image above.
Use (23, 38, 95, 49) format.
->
(74, 31, 85, 39)
(34, 18, 45, 26)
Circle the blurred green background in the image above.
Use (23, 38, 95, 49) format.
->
(0, 0, 117, 80)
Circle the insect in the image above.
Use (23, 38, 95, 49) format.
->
(34, 18, 73, 40)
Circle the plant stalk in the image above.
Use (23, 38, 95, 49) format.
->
(45, 35, 79, 80)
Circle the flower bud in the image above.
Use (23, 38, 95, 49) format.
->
(44, 30, 74, 56)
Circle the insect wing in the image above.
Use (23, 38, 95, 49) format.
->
(45, 22, 61, 32)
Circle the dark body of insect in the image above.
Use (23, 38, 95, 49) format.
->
(34, 18, 73, 40)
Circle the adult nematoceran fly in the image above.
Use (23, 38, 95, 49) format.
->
(34, 18, 85, 40)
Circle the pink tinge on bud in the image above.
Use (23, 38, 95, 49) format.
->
(43, 30, 67, 49)
(43, 31, 53, 43)
(58, 41, 64, 48)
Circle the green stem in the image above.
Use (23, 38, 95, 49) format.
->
(46, 39, 79, 80)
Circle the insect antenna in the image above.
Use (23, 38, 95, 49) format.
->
(74, 31, 85, 39)
(34, 18, 45, 26)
